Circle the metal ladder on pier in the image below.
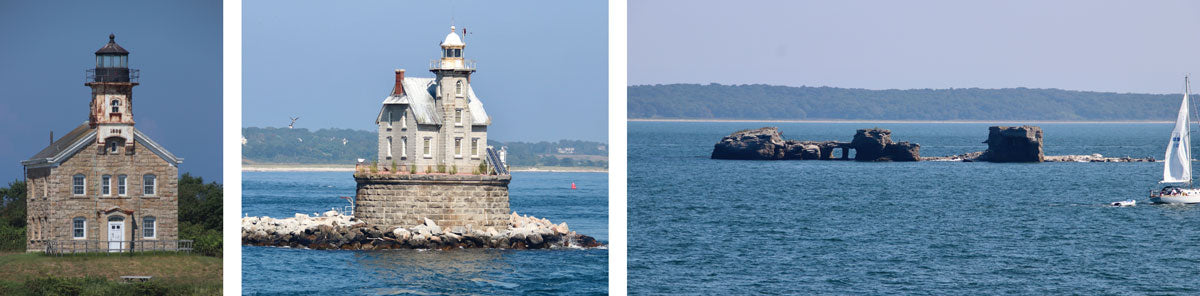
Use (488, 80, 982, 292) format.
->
(486, 147, 509, 175)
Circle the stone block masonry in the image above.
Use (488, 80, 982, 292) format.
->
(354, 173, 511, 230)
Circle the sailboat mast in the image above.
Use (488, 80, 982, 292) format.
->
(1187, 75, 1195, 186)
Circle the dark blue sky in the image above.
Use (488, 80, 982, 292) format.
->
(631, 0, 1200, 94)
(243, 0, 608, 142)
(0, 1, 223, 183)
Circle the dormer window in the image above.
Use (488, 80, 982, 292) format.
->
(111, 99, 121, 113)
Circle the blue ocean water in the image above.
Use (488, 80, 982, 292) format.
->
(629, 121, 1200, 294)
(242, 171, 608, 295)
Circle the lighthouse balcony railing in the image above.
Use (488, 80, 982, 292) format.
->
(429, 59, 476, 71)
(86, 68, 140, 83)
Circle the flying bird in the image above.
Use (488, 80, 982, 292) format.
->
(288, 117, 300, 129)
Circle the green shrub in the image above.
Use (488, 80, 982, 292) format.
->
(6, 276, 208, 296)
(409, 165, 417, 174)
(23, 276, 87, 296)
(179, 222, 221, 257)
(477, 161, 488, 175)
(437, 164, 446, 174)
(449, 165, 457, 175)
(0, 225, 25, 251)
(425, 166, 432, 174)
(369, 161, 378, 173)
(390, 161, 397, 172)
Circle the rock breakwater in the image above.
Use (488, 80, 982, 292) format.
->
(242, 211, 603, 250)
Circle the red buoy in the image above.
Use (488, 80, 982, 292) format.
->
(571, 182, 577, 190)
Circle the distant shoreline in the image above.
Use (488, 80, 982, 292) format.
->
(629, 118, 1172, 124)
(242, 164, 607, 173)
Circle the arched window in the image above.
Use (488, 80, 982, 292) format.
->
(455, 80, 463, 96)
(142, 216, 156, 239)
(72, 217, 86, 239)
(111, 99, 121, 113)
(401, 136, 407, 157)
(142, 174, 156, 196)
(72, 174, 86, 196)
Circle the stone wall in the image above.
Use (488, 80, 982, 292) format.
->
(26, 140, 178, 252)
(354, 173, 510, 230)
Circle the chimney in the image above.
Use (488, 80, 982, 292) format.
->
(49, 131, 54, 145)
(393, 69, 405, 96)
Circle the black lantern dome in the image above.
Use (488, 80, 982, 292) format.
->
(91, 34, 133, 82)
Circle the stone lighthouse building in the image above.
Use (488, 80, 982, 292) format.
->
(21, 34, 183, 252)
(355, 26, 510, 230)
(375, 26, 490, 172)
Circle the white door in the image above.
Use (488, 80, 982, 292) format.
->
(108, 221, 124, 252)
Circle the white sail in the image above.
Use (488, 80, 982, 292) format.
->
(1163, 77, 1192, 183)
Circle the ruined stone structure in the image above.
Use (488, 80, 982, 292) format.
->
(354, 174, 510, 229)
(376, 26, 490, 172)
(355, 26, 510, 230)
(712, 127, 920, 161)
(979, 125, 1044, 162)
(21, 35, 182, 252)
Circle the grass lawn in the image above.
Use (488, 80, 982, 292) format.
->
(0, 252, 222, 295)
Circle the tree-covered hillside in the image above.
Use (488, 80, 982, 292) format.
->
(242, 127, 376, 164)
(242, 127, 607, 168)
(629, 83, 1186, 121)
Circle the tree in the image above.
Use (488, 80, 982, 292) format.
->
(0, 180, 26, 228)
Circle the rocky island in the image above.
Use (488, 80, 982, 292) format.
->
(714, 125, 1154, 163)
(711, 127, 920, 161)
(242, 211, 603, 250)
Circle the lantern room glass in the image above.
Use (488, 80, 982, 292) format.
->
(95, 55, 128, 68)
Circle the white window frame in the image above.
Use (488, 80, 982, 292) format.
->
(471, 138, 480, 159)
(455, 138, 463, 158)
(423, 137, 432, 158)
(401, 136, 408, 158)
(455, 109, 463, 126)
(111, 99, 120, 113)
(117, 174, 127, 196)
(73, 217, 86, 239)
(455, 80, 463, 96)
(143, 174, 156, 196)
(386, 136, 393, 158)
(142, 216, 156, 239)
(72, 174, 85, 196)
(101, 175, 111, 196)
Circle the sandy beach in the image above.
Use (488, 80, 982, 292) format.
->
(242, 163, 607, 173)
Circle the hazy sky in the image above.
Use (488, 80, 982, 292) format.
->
(0, 0, 222, 183)
(630, 0, 1200, 94)
(243, 0, 608, 142)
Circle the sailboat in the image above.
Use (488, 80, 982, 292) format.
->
(1150, 76, 1200, 204)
